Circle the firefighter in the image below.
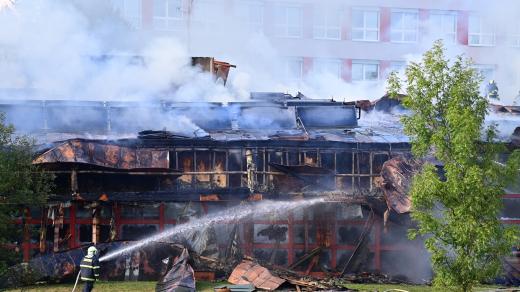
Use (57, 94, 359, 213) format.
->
(486, 79, 499, 100)
(80, 246, 100, 292)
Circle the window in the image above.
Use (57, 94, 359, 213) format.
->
(121, 205, 160, 219)
(112, 0, 142, 28)
(320, 152, 335, 170)
(501, 198, 520, 219)
(313, 9, 341, 40)
(373, 153, 389, 174)
(313, 58, 342, 78)
(121, 225, 158, 241)
(284, 57, 304, 81)
(79, 225, 92, 243)
(237, 1, 264, 34)
(153, 0, 183, 31)
(275, 5, 303, 38)
(429, 11, 457, 43)
(389, 61, 406, 74)
(352, 60, 379, 81)
(336, 152, 353, 174)
(390, 9, 418, 43)
(468, 15, 494, 46)
(352, 8, 379, 41)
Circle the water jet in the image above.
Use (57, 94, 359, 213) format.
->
(99, 198, 324, 262)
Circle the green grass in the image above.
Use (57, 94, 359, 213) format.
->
(4, 281, 506, 292)
(344, 283, 506, 292)
(5, 280, 227, 292)
(5, 281, 155, 292)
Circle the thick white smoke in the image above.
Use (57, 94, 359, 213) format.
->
(0, 0, 239, 102)
(2, 0, 520, 103)
(0, 0, 519, 141)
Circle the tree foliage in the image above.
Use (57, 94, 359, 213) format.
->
(387, 41, 520, 291)
(0, 113, 53, 275)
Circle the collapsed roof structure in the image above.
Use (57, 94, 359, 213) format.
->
(0, 58, 518, 288)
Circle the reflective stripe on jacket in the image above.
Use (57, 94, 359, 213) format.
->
(80, 254, 100, 282)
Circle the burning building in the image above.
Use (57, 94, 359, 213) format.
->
(0, 0, 519, 288)
(0, 59, 518, 288)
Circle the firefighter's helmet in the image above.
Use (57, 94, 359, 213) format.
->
(87, 246, 98, 255)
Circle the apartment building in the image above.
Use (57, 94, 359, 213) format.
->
(112, 0, 520, 98)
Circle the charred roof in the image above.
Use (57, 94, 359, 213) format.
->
(0, 92, 517, 149)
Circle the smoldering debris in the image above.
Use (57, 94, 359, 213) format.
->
(156, 248, 196, 292)
(376, 156, 420, 215)
(228, 258, 353, 291)
(342, 272, 413, 285)
(227, 260, 286, 291)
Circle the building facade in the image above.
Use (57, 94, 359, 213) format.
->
(2, 95, 518, 284)
(0, 0, 518, 286)
(112, 0, 520, 97)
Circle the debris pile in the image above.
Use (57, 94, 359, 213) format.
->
(156, 248, 196, 292)
(377, 156, 420, 215)
(342, 272, 412, 285)
(228, 260, 285, 291)
(1, 88, 518, 289)
(228, 258, 354, 291)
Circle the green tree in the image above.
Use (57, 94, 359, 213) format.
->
(387, 41, 519, 291)
(0, 113, 53, 276)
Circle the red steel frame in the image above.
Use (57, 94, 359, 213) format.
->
(12, 195, 520, 275)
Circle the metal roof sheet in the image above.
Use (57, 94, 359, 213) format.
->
(228, 260, 285, 291)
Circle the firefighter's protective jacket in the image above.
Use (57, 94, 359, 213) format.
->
(80, 254, 100, 282)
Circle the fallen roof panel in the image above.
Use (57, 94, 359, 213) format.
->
(228, 260, 285, 291)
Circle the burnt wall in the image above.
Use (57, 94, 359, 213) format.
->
(58, 146, 406, 196)
(18, 201, 431, 282)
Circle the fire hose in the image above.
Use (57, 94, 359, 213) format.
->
(71, 270, 81, 292)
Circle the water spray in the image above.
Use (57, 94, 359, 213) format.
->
(99, 198, 324, 262)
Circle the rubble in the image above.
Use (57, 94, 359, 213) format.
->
(377, 156, 420, 215)
(228, 260, 285, 291)
(214, 283, 255, 292)
(231, 257, 355, 291)
(339, 210, 375, 276)
(191, 57, 235, 86)
(0, 242, 198, 289)
(156, 248, 196, 292)
(341, 272, 414, 285)
(0, 91, 517, 288)
(372, 93, 406, 112)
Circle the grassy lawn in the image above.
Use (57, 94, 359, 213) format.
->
(5, 281, 224, 292)
(345, 283, 505, 292)
(4, 281, 508, 291)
